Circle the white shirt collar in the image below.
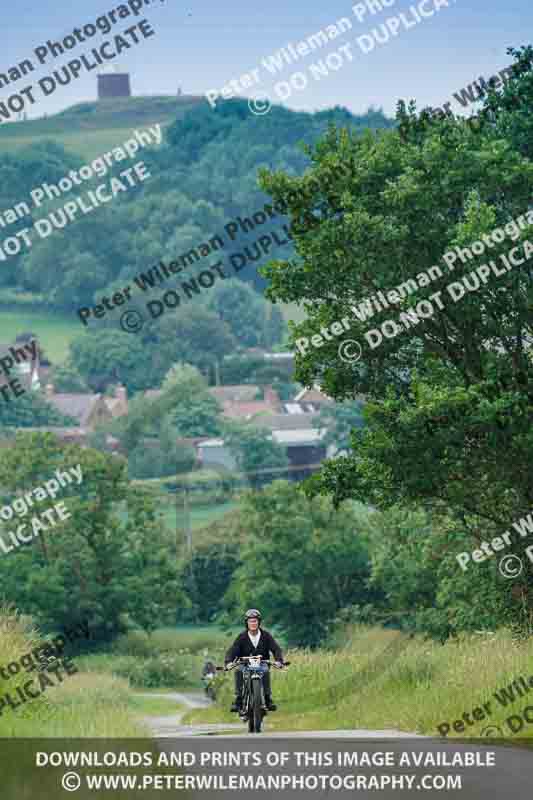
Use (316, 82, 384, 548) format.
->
(248, 630, 261, 646)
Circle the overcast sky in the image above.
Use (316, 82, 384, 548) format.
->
(1, 0, 529, 121)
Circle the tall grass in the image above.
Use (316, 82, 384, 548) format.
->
(0, 606, 145, 738)
(184, 625, 533, 738)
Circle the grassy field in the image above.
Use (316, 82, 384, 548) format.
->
(134, 474, 244, 538)
(0, 96, 203, 160)
(0, 309, 82, 364)
(162, 499, 241, 533)
(183, 624, 533, 741)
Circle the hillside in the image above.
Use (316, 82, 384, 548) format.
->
(0, 98, 395, 368)
(0, 95, 204, 159)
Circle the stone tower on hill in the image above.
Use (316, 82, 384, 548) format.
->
(97, 66, 131, 99)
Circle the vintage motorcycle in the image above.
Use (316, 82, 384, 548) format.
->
(221, 656, 290, 733)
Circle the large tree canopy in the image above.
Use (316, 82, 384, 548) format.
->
(0, 433, 183, 638)
(261, 47, 533, 563)
(222, 481, 372, 646)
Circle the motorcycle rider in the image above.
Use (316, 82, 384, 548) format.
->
(224, 608, 283, 713)
(201, 653, 217, 697)
(201, 650, 216, 679)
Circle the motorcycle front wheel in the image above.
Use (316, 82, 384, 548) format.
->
(250, 679, 263, 733)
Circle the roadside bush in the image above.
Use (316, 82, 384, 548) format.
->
(107, 653, 199, 688)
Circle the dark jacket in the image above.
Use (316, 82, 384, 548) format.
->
(224, 628, 283, 665)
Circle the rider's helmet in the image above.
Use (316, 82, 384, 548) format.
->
(244, 608, 262, 626)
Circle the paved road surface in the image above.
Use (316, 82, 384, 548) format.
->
(138, 691, 421, 739)
(138, 691, 243, 738)
(139, 692, 533, 797)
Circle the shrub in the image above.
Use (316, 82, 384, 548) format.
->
(109, 653, 198, 688)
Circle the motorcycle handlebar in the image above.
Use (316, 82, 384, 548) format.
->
(220, 658, 290, 671)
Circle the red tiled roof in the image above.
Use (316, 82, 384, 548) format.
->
(220, 401, 276, 419)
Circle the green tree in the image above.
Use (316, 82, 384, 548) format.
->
(224, 424, 289, 488)
(223, 481, 371, 646)
(261, 50, 533, 544)
(0, 433, 183, 639)
(159, 363, 222, 438)
(0, 388, 75, 429)
(70, 330, 149, 394)
(161, 362, 203, 392)
(47, 361, 90, 393)
(360, 505, 520, 640)
(2, 100, 394, 309)
(181, 540, 241, 623)
(317, 399, 365, 453)
(262, 304, 286, 349)
(105, 363, 220, 477)
(146, 306, 237, 381)
(208, 278, 284, 348)
(479, 45, 533, 161)
(127, 418, 196, 479)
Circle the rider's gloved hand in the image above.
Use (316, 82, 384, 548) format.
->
(274, 661, 284, 668)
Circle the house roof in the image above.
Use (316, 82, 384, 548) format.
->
(198, 428, 325, 448)
(219, 401, 276, 420)
(263, 352, 294, 361)
(198, 438, 225, 448)
(271, 429, 325, 445)
(209, 385, 261, 403)
(284, 402, 321, 414)
(47, 394, 103, 426)
(251, 413, 321, 431)
(294, 385, 333, 404)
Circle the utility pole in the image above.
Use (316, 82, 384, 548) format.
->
(175, 479, 192, 555)
(184, 486, 192, 552)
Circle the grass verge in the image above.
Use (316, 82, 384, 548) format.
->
(128, 693, 186, 717)
(0, 607, 146, 737)
(183, 625, 533, 740)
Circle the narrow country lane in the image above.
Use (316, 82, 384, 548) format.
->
(138, 691, 244, 738)
(137, 691, 425, 738)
